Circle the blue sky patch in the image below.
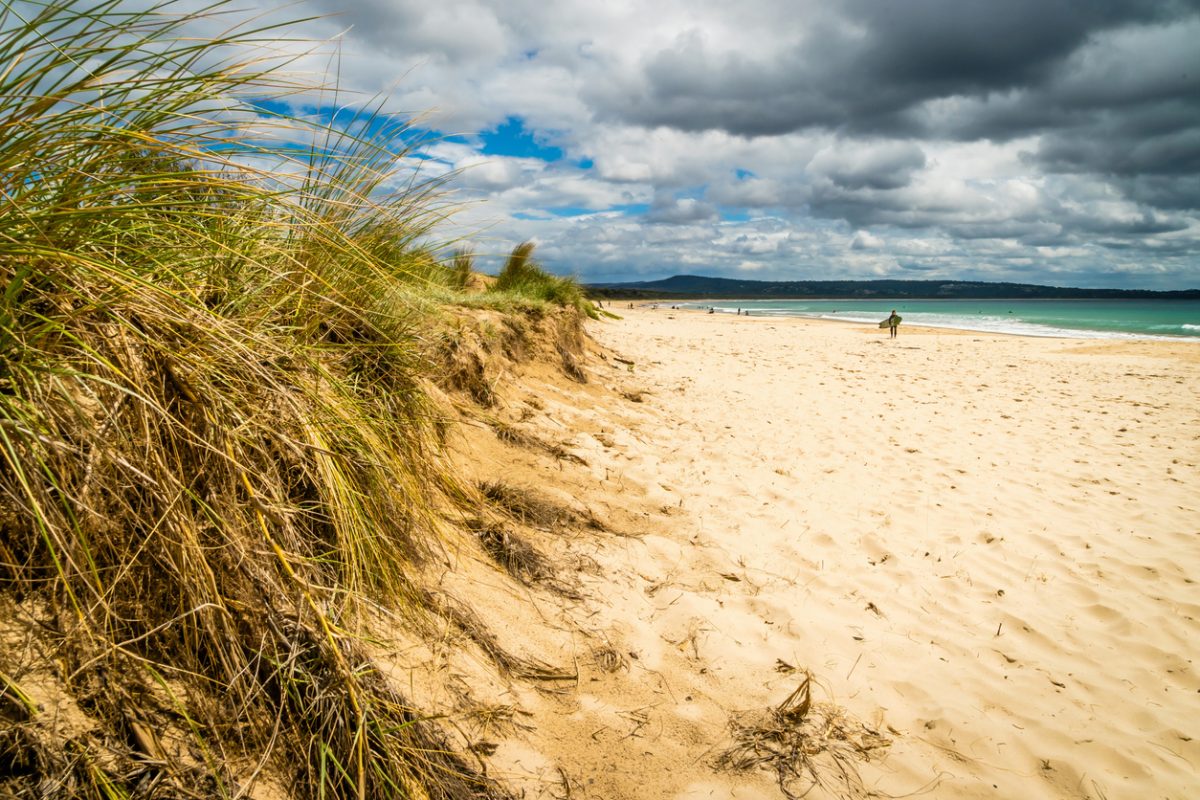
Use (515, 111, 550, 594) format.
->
(480, 117, 564, 161)
(612, 203, 651, 216)
(247, 98, 437, 155)
(247, 98, 292, 117)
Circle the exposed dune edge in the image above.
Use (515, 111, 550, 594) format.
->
(411, 305, 1199, 799)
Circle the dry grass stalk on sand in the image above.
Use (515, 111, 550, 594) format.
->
(488, 419, 588, 465)
(478, 481, 575, 529)
(471, 519, 557, 585)
(478, 481, 608, 533)
(467, 517, 584, 600)
(715, 673, 892, 800)
(421, 591, 576, 683)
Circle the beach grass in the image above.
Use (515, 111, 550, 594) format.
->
(0, 1, 583, 796)
(489, 241, 599, 319)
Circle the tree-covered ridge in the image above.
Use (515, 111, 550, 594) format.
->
(588, 275, 1200, 300)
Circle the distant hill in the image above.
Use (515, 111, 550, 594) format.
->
(586, 275, 1200, 300)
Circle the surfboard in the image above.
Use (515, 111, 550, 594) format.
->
(879, 315, 902, 328)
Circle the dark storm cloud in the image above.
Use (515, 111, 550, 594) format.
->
(846, 0, 1186, 94)
(950, 222, 1065, 242)
(587, 0, 1200, 232)
(1026, 104, 1200, 212)
(591, 32, 855, 137)
(602, 0, 1200, 140)
(305, 0, 510, 63)
(935, 17, 1200, 203)
(810, 142, 926, 190)
(1067, 210, 1189, 236)
(1033, 109, 1200, 175)
(1120, 174, 1200, 210)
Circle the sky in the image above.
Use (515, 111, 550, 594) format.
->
(239, 0, 1199, 288)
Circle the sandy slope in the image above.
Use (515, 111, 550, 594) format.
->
(441, 307, 1199, 799)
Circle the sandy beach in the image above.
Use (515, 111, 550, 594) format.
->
(449, 306, 1200, 799)
(8, 6, 1199, 797)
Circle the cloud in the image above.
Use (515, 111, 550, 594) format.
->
(850, 231, 884, 250)
(645, 195, 719, 224)
(809, 141, 927, 190)
(582, 1, 1199, 139)
(307, 0, 511, 64)
(190, 0, 1200, 289)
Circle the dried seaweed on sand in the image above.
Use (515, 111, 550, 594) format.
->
(715, 673, 892, 799)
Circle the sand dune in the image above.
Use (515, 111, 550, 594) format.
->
(448, 307, 1199, 799)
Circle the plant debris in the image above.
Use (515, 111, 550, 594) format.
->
(715, 673, 892, 799)
(488, 420, 588, 465)
(478, 481, 607, 532)
(468, 519, 582, 599)
(472, 521, 555, 584)
(591, 646, 628, 674)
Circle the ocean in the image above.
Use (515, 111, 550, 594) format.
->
(679, 298, 1200, 340)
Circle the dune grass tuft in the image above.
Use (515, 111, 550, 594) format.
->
(0, 2, 524, 797)
(488, 242, 599, 318)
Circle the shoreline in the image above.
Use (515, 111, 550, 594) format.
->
(628, 300, 1200, 342)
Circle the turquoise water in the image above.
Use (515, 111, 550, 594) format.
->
(680, 299, 1200, 340)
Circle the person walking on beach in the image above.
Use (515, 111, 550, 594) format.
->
(887, 309, 900, 338)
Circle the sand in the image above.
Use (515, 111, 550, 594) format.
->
(440, 307, 1200, 799)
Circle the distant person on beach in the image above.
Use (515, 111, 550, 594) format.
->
(887, 309, 900, 338)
